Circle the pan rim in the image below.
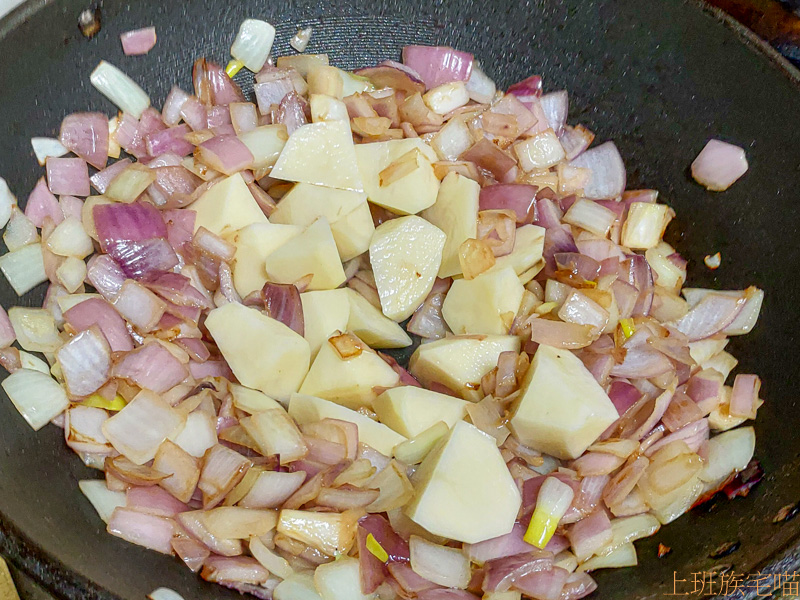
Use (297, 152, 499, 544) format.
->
(0, 0, 798, 598)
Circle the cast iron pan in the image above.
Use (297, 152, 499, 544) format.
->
(0, 0, 799, 598)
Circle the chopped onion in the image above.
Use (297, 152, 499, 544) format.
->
(8, 307, 60, 352)
(57, 327, 112, 397)
(621, 203, 672, 250)
(465, 62, 496, 104)
(0, 243, 47, 295)
(60, 112, 109, 169)
(46, 157, 90, 197)
(410, 535, 470, 589)
(197, 135, 254, 175)
(107, 507, 176, 554)
(290, 27, 313, 53)
(568, 141, 625, 200)
(90, 60, 151, 119)
(31, 137, 69, 166)
(577, 543, 637, 572)
(540, 90, 569, 135)
(691, 139, 748, 191)
(120, 26, 157, 56)
(148, 588, 185, 600)
(402, 45, 473, 89)
(102, 390, 185, 464)
(563, 199, 617, 237)
(231, 19, 276, 72)
(79, 479, 127, 523)
(1, 368, 68, 430)
(114, 342, 189, 393)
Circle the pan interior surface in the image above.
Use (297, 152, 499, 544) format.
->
(0, 0, 799, 598)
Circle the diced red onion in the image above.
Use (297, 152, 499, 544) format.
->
(64, 298, 134, 352)
(172, 537, 210, 572)
(729, 374, 760, 418)
(93, 201, 167, 250)
(106, 238, 179, 281)
(254, 77, 294, 114)
(163, 208, 196, 251)
(162, 86, 190, 127)
(464, 522, 537, 565)
(568, 141, 626, 200)
(402, 45, 473, 89)
(691, 139, 748, 192)
(528, 318, 595, 350)
(107, 507, 176, 554)
(482, 550, 554, 593)
(46, 157, 90, 197)
(197, 444, 251, 509)
(146, 125, 194, 157)
(60, 112, 109, 169)
(120, 26, 157, 55)
(275, 91, 308, 135)
(57, 327, 112, 397)
(607, 380, 643, 416)
(114, 342, 189, 393)
(65, 405, 110, 454)
(193, 58, 245, 106)
(566, 509, 612, 561)
(127, 486, 189, 517)
(180, 97, 208, 131)
(479, 184, 537, 223)
(25, 178, 62, 227)
(230, 102, 259, 134)
(91, 159, 132, 194)
(258, 282, 304, 336)
(507, 75, 543, 98)
(558, 125, 595, 161)
(201, 556, 269, 586)
(672, 292, 745, 341)
(356, 64, 426, 96)
(461, 138, 518, 182)
(207, 106, 231, 128)
(561, 572, 598, 600)
(539, 90, 568, 135)
(644, 418, 708, 457)
(197, 135, 254, 175)
(513, 566, 569, 600)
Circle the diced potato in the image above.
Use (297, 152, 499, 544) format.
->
(405, 421, 521, 543)
(288, 393, 406, 456)
(409, 335, 520, 400)
(232, 222, 302, 297)
(300, 290, 351, 359)
(370, 216, 446, 321)
(442, 267, 524, 335)
(191, 173, 269, 237)
(271, 120, 363, 192)
(298, 334, 400, 409)
(355, 139, 440, 215)
(421, 172, 479, 278)
(270, 183, 373, 261)
(274, 574, 323, 600)
(345, 288, 412, 349)
(509, 345, 619, 459)
(205, 302, 310, 401)
(264, 218, 346, 291)
(374, 386, 468, 438)
(277, 508, 359, 556)
(488, 224, 546, 277)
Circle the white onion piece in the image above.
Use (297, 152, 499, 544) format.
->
(173, 411, 218, 458)
(4, 208, 39, 252)
(66, 405, 111, 454)
(290, 27, 313, 53)
(682, 287, 763, 336)
(430, 117, 473, 161)
(621, 203, 672, 250)
(250, 537, 294, 580)
(102, 390, 185, 464)
(78, 479, 126, 523)
(465, 62, 496, 104)
(31, 137, 69, 166)
(90, 61, 151, 119)
(0, 177, 15, 229)
(409, 535, 471, 589)
(698, 426, 755, 490)
(0, 243, 46, 296)
(148, 588, 185, 600)
(514, 130, 566, 172)
(423, 81, 470, 115)
(162, 86, 190, 127)
(231, 19, 276, 72)
(576, 543, 637, 572)
(57, 327, 112, 397)
(563, 199, 617, 237)
(111, 280, 167, 332)
(691, 139, 748, 191)
(558, 290, 609, 332)
(568, 141, 626, 200)
(18, 351, 48, 373)
(1, 368, 69, 430)
(46, 217, 94, 259)
(526, 476, 576, 549)
(8, 307, 60, 352)
(56, 256, 88, 293)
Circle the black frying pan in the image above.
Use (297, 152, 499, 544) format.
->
(0, 0, 799, 598)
